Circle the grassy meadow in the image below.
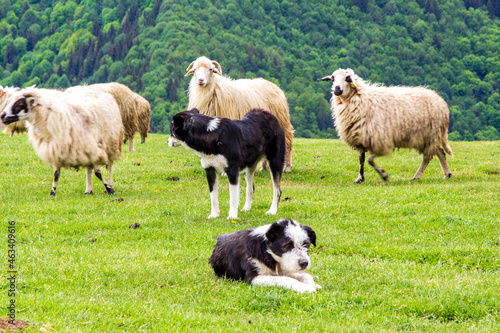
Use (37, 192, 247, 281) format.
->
(0, 133, 499, 332)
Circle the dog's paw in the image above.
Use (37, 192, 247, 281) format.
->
(207, 212, 220, 219)
(314, 283, 322, 290)
(241, 206, 251, 212)
(227, 213, 238, 220)
(265, 209, 277, 215)
(294, 284, 317, 293)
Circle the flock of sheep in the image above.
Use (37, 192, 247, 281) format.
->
(0, 56, 453, 200)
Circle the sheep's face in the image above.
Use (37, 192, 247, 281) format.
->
(319, 69, 356, 97)
(0, 96, 31, 125)
(185, 57, 222, 87)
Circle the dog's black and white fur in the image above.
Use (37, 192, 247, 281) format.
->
(209, 219, 320, 293)
(168, 108, 285, 219)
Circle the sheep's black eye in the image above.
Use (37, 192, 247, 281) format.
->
(345, 75, 352, 83)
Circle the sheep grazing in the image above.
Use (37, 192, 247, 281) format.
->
(0, 86, 27, 136)
(185, 56, 294, 173)
(319, 68, 453, 183)
(0, 87, 123, 196)
(66, 83, 146, 152)
(134, 93, 151, 144)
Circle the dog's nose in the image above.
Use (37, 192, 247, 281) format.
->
(299, 259, 309, 270)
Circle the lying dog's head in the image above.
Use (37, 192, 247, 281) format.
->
(253, 219, 316, 273)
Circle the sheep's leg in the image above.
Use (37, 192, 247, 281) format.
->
(411, 154, 432, 180)
(128, 136, 135, 152)
(227, 167, 240, 219)
(284, 146, 292, 173)
(50, 168, 60, 197)
(94, 166, 115, 195)
(436, 147, 452, 179)
(84, 166, 93, 194)
(206, 167, 219, 219)
(368, 154, 389, 181)
(107, 163, 114, 188)
(354, 151, 365, 184)
(242, 168, 255, 212)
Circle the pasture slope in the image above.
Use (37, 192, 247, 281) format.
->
(0, 133, 499, 332)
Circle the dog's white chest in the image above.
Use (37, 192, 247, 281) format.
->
(200, 153, 228, 171)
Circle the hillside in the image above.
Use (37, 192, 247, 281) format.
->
(0, 0, 499, 139)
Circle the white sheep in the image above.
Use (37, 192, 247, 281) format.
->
(134, 93, 151, 144)
(319, 68, 453, 182)
(0, 87, 123, 196)
(185, 56, 294, 173)
(0, 86, 27, 136)
(66, 83, 143, 152)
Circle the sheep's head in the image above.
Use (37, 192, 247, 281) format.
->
(185, 56, 222, 87)
(0, 92, 36, 125)
(318, 68, 358, 97)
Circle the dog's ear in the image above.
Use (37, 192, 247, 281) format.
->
(172, 114, 185, 129)
(302, 226, 316, 247)
(188, 108, 200, 114)
(266, 222, 284, 242)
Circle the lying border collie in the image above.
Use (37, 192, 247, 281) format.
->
(209, 219, 320, 293)
(168, 108, 285, 219)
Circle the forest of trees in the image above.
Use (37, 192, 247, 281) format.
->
(0, 0, 499, 140)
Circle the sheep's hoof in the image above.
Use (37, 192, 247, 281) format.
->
(105, 186, 115, 195)
(410, 177, 419, 181)
(381, 173, 389, 181)
(354, 177, 364, 184)
(84, 191, 94, 195)
(49, 191, 56, 197)
(446, 173, 452, 179)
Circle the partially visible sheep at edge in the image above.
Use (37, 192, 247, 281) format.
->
(0, 87, 123, 196)
(0, 86, 27, 136)
(134, 92, 151, 144)
(66, 82, 147, 152)
(185, 56, 294, 173)
(319, 68, 453, 183)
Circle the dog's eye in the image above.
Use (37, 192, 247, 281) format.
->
(303, 241, 310, 247)
(285, 242, 294, 250)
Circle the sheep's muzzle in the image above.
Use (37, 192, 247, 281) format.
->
(0, 113, 18, 125)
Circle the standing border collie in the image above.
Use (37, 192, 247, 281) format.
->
(209, 219, 321, 293)
(168, 108, 285, 219)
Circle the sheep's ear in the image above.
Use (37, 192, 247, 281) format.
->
(318, 75, 333, 81)
(26, 96, 37, 108)
(0, 86, 4, 97)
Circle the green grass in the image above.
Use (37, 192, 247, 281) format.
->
(1, 133, 499, 332)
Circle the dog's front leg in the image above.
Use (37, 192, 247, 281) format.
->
(242, 168, 255, 212)
(266, 169, 282, 215)
(227, 168, 240, 219)
(287, 272, 322, 289)
(205, 167, 219, 218)
(251, 275, 317, 293)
